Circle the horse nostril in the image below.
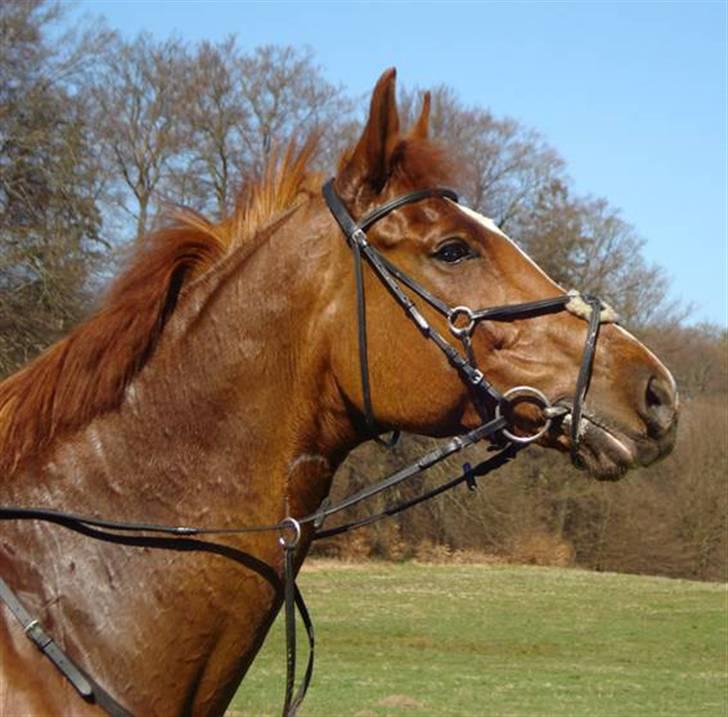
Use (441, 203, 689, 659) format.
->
(646, 377, 663, 409)
(643, 375, 677, 437)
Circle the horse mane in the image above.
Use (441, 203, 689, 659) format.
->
(0, 137, 318, 476)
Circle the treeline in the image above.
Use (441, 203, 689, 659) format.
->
(316, 389, 726, 582)
(1, 2, 725, 580)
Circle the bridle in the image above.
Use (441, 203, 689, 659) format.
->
(0, 178, 615, 717)
(322, 178, 611, 457)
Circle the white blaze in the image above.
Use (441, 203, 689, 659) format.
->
(454, 203, 562, 289)
(453, 203, 678, 396)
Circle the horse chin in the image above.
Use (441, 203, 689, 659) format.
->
(574, 420, 639, 481)
(547, 412, 640, 482)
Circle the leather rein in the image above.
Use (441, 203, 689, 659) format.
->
(0, 179, 613, 717)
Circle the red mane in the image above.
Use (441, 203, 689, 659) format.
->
(0, 219, 226, 475)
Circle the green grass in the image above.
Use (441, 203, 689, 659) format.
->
(229, 561, 727, 717)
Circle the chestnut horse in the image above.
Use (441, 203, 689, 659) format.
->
(0, 69, 677, 716)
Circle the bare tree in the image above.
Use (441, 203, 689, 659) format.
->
(91, 33, 190, 241)
(0, 0, 110, 374)
(639, 322, 727, 398)
(235, 45, 350, 176)
(166, 36, 248, 217)
(165, 42, 351, 218)
(399, 84, 564, 231)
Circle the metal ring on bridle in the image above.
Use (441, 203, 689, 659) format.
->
(495, 386, 554, 444)
(277, 517, 301, 549)
(448, 306, 476, 339)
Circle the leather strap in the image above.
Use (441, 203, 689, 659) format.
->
(288, 585, 314, 716)
(322, 178, 611, 461)
(279, 525, 314, 717)
(323, 179, 475, 439)
(322, 181, 459, 245)
(358, 187, 460, 231)
(569, 295, 603, 459)
(315, 442, 522, 540)
(307, 416, 506, 529)
(0, 577, 132, 717)
(282, 545, 296, 716)
(324, 181, 503, 422)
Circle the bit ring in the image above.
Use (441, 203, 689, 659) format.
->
(496, 386, 554, 444)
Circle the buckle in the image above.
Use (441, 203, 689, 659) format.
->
(350, 228, 368, 248)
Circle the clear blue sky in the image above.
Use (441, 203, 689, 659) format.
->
(72, 1, 727, 327)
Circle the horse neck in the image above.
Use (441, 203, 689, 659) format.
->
(1, 200, 355, 715)
(14, 201, 350, 516)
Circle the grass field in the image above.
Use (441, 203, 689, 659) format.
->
(229, 561, 727, 717)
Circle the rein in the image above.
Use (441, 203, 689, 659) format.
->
(0, 179, 614, 717)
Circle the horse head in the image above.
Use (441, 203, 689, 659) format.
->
(325, 69, 677, 479)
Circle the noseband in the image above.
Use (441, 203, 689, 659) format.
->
(322, 178, 613, 457)
(0, 179, 616, 717)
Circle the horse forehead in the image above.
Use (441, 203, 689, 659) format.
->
(452, 201, 562, 288)
(452, 203, 509, 240)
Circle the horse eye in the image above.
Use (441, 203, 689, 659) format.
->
(432, 239, 475, 264)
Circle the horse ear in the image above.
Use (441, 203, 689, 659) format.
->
(410, 91, 431, 140)
(338, 68, 400, 195)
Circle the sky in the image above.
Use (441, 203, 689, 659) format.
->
(71, 1, 727, 327)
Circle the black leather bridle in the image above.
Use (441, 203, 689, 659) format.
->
(322, 178, 607, 456)
(0, 179, 613, 717)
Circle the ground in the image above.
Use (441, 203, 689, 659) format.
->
(229, 560, 726, 717)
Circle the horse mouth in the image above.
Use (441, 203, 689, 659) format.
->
(548, 409, 641, 481)
(574, 417, 639, 480)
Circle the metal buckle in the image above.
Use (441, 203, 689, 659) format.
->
(495, 386, 554, 444)
(469, 368, 484, 386)
(350, 228, 368, 248)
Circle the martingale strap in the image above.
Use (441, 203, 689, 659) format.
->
(0, 577, 132, 717)
(0, 514, 314, 717)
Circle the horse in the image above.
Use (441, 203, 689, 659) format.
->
(0, 68, 677, 716)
